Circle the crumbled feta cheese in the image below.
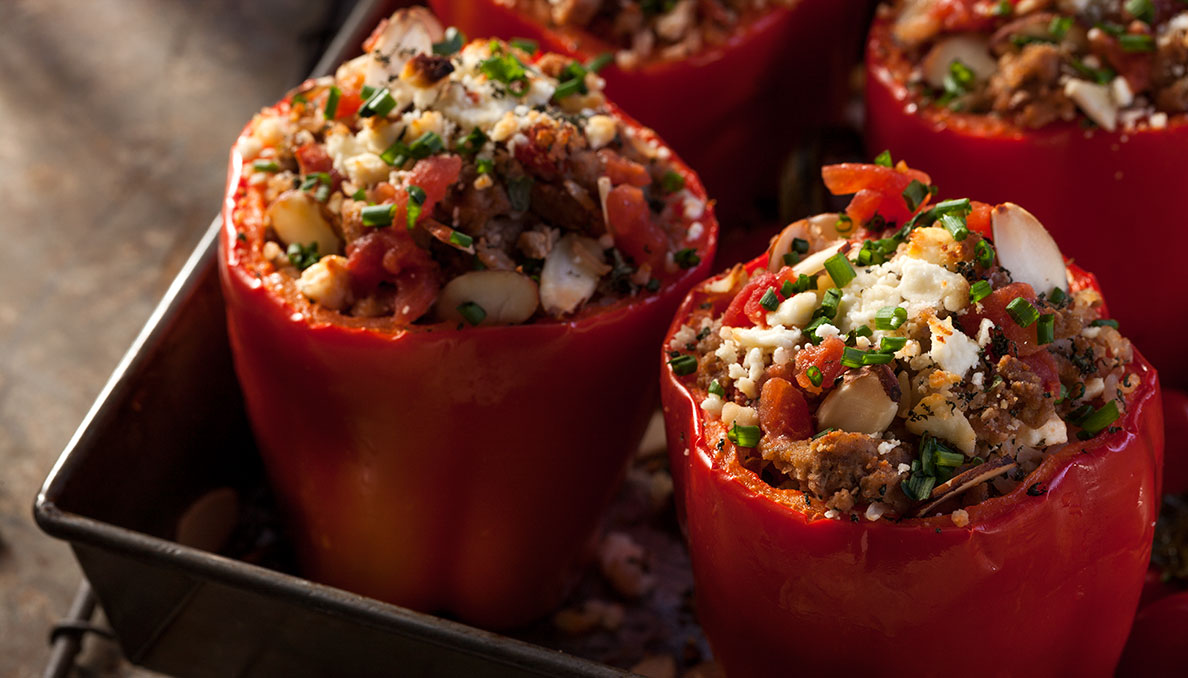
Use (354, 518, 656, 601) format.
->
(815, 323, 841, 341)
(951, 509, 970, 528)
(878, 440, 900, 456)
(1018, 413, 1068, 448)
(714, 338, 739, 364)
(296, 255, 351, 311)
(728, 363, 748, 380)
(721, 403, 758, 429)
(700, 393, 724, 417)
(727, 325, 803, 351)
(927, 315, 980, 379)
(682, 195, 704, 220)
(767, 292, 817, 328)
(896, 463, 911, 474)
(772, 346, 793, 365)
(585, 114, 617, 149)
(971, 372, 984, 388)
(736, 378, 758, 399)
(865, 502, 889, 521)
(823, 509, 840, 520)
(1081, 377, 1105, 402)
(671, 324, 697, 348)
(686, 221, 704, 241)
(976, 318, 996, 347)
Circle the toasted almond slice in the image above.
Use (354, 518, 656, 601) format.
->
(791, 240, 847, 280)
(914, 458, 1018, 517)
(991, 202, 1069, 296)
(817, 368, 900, 435)
(267, 190, 341, 256)
(436, 270, 539, 325)
(921, 34, 998, 89)
(767, 214, 839, 273)
(540, 234, 606, 315)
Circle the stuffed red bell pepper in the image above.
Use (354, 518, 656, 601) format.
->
(428, 0, 868, 224)
(865, 0, 1188, 387)
(660, 159, 1163, 676)
(218, 7, 717, 629)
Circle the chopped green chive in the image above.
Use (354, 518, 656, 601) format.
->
(759, 288, 780, 311)
(823, 253, 856, 288)
(835, 214, 854, 234)
(476, 157, 494, 174)
(407, 185, 426, 205)
(300, 172, 330, 190)
(1076, 401, 1120, 438)
(727, 422, 761, 448)
(480, 47, 529, 95)
(874, 150, 893, 167)
(902, 473, 936, 501)
(880, 336, 907, 353)
(586, 52, 613, 73)
(669, 354, 698, 376)
(975, 239, 996, 268)
(1049, 16, 1073, 40)
(783, 252, 800, 266)
(944, 59, 976, 98)
(510, 37, 538, 54)
(552, 77, 585, 100)
(789, 274, 817, 295)
(1119, 34, 1155, 52)
(360, 87, 396, 118)
(812, 427, 837, 440)
(645, 278, 660, 292)
(992, 0, 1011, 17)
(806, 365, 823, 387)
(939, 213, 969, 241)
(1125, 0, 1154, 24)
(432, 27, 466, 56)
(1037, 313, 1055, 344)
(675, 248, 701, 269)
(841, 347, 866, 369)
(351, 188, 367, 201)
(902, 179, 929, 212)
(708, 379, 725, 397)
(360, 84, 375, 100)
(324, 85, 341, 120)
(449, 230, 474, 249)
(875, 306, 907, 330)
(1090, 318, 1119, 329)
(457, 301, 486, 326)
(361, 204, 394, 227)
(252, 160, 280, 173)
(456, 127, 488, 156)
(1047, 286, 1067, 307)
(409, 131, 444, 159)
(861, 351, 894, 365)
(853, 325, 873, 339)
(780, 280, 795, 297)
(970, 280, 993, 304)
(793, 238, 810, 254)
(1006, 297, 1040, 327)
(660, 170, 685, 194)
(817, 288, 842, 320)
(407, 185, 426, 229)
(286, 241, 319, 270)
(380, 140, 410, 166)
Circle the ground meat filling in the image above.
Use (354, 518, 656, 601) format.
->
(884, 0, 1188, 131)
(511, 0, 793, 67)
(231, 13, 708, 330)
(668, 190, 1138, 523)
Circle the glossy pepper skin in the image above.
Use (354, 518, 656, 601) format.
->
(219, 104, 717, 630)
(428, 0, 868, 222)
(865, 14, 1188, 388)
(660, 252, 1163, 677)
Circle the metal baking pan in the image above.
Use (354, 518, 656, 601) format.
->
(33, 1, 702, 675)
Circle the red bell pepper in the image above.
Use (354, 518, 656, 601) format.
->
(660, 173, 1164, 675)
(219, 106, 717, 629)
(1116, 591, 1188, 678)
(865, 11, 1188, 388)
(428, 0, 869, 223)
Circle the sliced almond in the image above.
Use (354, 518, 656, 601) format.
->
(790, 240, 847, 279)
(1063, 78, 1117, 132)
(817, 367, 900, 435)
(267, 190, 341, 256)
(767, 213, 840, 272)
(990, 202, 1068, 296)
(905, 393, 977, 454)
(921, 34, 998, 89)
(436, 270, 539, 325)
(539, 234, 606, 315)
(914, 458, 1017, 517)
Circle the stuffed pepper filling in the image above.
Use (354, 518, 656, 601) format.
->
(230, 9, 708, 329)
(877, 0, 1188, 131)
(509, 0, 794, 68)
(667, 158, 1140, 523)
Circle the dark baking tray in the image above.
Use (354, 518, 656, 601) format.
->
(33, 2, 701, 675)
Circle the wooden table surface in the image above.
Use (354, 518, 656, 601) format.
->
(0, 1, 346, 674)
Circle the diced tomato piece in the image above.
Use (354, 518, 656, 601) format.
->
(967, 201, 993, 237)
(845, 189, 883, 226)
(958, 282, 1041, 357)
(822, 162, 933, 225)
(345, 228, 441, 323)
(515, 123, 566, 179)
(1019, 350, 1060, 399)
(605, 184, 667, 272)
(296, 143, 333, 175)
(599, 149, 652, 187)
(934, 0, 999, 33)
(794, 337, 846, 394)
(335, 90, 364, 120)
(722, 272, 778, 327)
(385, 155, 464, 229)
(759, 377, 814, 440)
